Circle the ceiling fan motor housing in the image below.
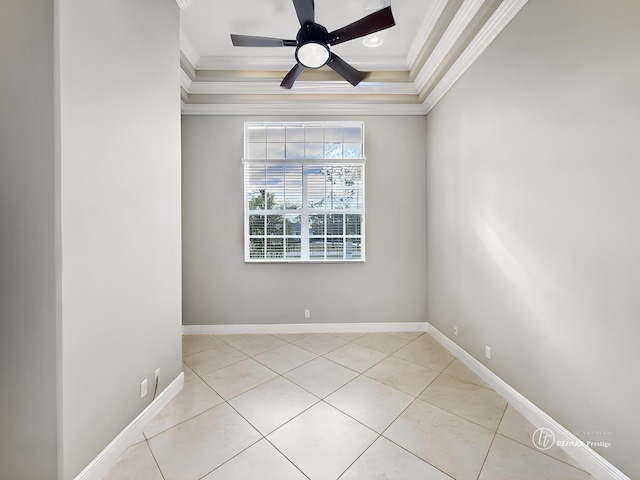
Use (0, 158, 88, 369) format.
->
(295, 23, 331, 68)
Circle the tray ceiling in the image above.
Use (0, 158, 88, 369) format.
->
(179, 0, 529, 115)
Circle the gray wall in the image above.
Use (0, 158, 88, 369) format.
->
(58, 1, 183, 477)
(425, 0, 639, 477)
(0, 1, 59, 478)
(182, 116, 427, 326)
(1, 1, 182, 479)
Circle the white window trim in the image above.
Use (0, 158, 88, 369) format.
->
(243, 122, 366, 263)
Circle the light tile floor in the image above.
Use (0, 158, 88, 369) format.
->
(104, 332, 594, 480)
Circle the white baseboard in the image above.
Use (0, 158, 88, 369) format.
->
(427, 324, 629, 480)
(74, 372, 184, 480)
(183, 321, 428, 335)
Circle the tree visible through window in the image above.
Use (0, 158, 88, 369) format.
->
(243, 122, 365, 262)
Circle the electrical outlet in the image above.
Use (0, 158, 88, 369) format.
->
(305, 309, 310, 318)
(485, 346, 491, 359)
(453, 325, 458, 336)
(140, 379, 148, 398)
(155, 368, 161, 382)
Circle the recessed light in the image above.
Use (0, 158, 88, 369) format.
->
(363, 36, 384, 48)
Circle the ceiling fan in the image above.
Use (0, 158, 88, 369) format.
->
(230, 0, 395, 88)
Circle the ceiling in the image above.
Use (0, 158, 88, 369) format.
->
(179, 0, 529, 115)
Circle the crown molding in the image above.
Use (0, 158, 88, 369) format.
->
(187, 80, 418, 96)
(178, 0, 529, 117)
(181, 102, 428, 116)
(180, 30, 200, 70)
(406, 0, 450, 68)
(423, 0, 529, 113)
(196, 55, 409, 72)
(414, 0, 486, 92)
(180, 69, 193, 92)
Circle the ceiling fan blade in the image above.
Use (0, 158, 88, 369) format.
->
(292, 0, 315, 26)
(328, 6, 395, 46)
(230, 34, 297, 47)
(327, 54, 366, 86)
(281, 63, 307, 89)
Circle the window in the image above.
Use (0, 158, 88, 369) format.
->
(244, 122, 365, 262)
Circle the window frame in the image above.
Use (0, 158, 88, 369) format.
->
(243, 122, 366, 263)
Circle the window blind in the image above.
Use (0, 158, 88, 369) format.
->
(243, 122, 365, 262)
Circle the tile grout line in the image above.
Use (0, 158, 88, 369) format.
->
(377, 433, 457, 480)
(334, 433, 383, 480)
(119, 332, 506, 479)
(371, 368, 457, 480)
(193, 436, 263, 480)
(405, 385, 507, 434)
(474, 403, 509, 480)
(221, 333, 395, 478)
(262, 437, 311, 480)
(144, 439, 168, 480)
(194, 361, 321, 478)
(490, 418, 596, 474)
(179, 332, 509, 480)
(327, 339, 444, 478)
(185, 335, 584, 479)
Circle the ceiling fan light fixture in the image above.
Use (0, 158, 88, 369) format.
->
(296, 42, 331, 68)
(230, 0, 396, 88)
